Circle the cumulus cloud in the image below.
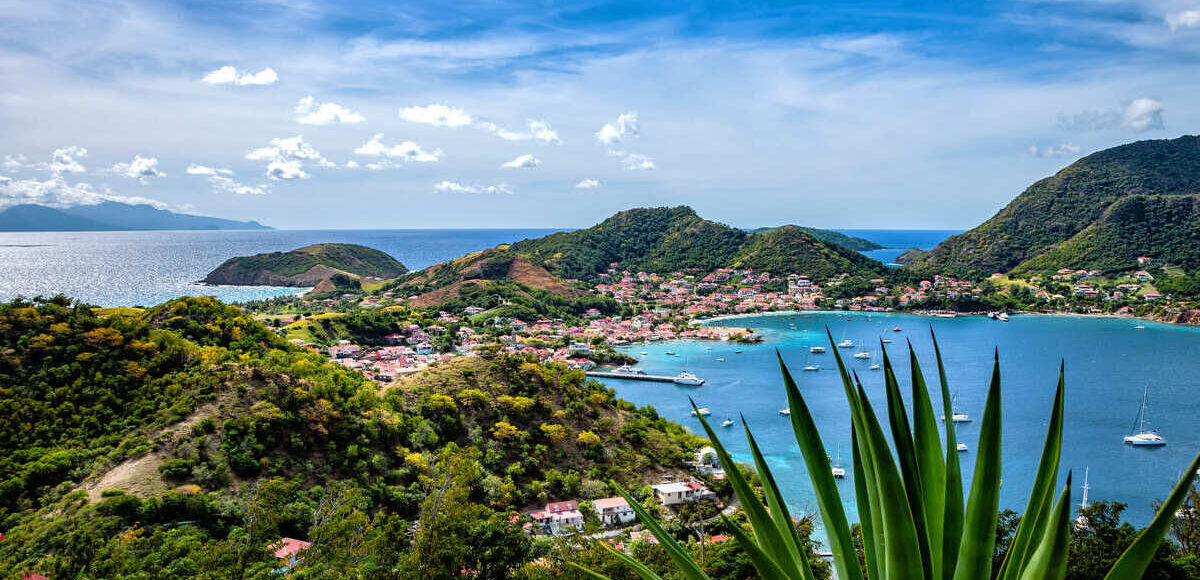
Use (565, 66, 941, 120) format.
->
(186, 164, 233, 176)
(353, 134, 443, 163)
(399, 104, 475, 127)
(109, 155, 166, 182)
(295, 96, 365, 125)
(595, 111, 639, 145)
(1028, 143, 1081, 158)
(433, 180, 511, 194)
(575, 178, 601, 189)
(1167, 9, 1200, 30)
(500, 154, 540, 168)
(1058, 98, 1164, 132)
(0, 175, 167, 209)
(42, 146, 88, 174)
(202, 66, 278, 86)
(246, 136, 331, 180)
(399, 104, 560, 143)
(619, 153, 656, 170)
(2, 154, 29, 171)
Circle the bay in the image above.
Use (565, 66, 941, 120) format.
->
(598, 310, 1200, 528)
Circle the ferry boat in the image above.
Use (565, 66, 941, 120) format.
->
(1124, 386, 1165, 446)
(673, 371, 705, 386)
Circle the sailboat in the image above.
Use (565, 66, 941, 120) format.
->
(1075, 467, 1091, 529)
(942, 394, 970, 423)
(853, 350, 871, 359)
(1123, 386, 1165, 446)
(831, 444, 846, 479)
(721, 417, 735, 428)
(803, 352, 820, 372)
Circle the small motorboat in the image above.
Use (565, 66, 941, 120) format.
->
(810, 346, 826, 354)
(893, 327, 902, 332)
(715, 358, 725, 362)
(853, 351, 870, 359)
(664, 351, 676, 356)
(803, 364, 820, 372)
(870, 363, 881, 370)
(837, 339, 854, 348)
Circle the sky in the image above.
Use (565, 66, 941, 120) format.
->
(0, 0, 1198, 230)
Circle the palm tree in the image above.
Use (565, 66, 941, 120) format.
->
(571, 329, 1200, 580)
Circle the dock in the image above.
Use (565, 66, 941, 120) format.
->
(586, 371, 681, 383)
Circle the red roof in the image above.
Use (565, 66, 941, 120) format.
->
(273, 537, 312, 559)
(708, 534, 731, 543)
(545, 500, 578, 513)
(23, 574, 49, 580)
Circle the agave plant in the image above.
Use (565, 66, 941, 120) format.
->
(570, 329, 1200, 580)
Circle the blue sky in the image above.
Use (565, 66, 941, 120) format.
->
(1, 0, 1198, 229)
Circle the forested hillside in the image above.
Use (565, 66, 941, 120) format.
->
(909, 135, 1200, 278)
(0, 296, 708, 579)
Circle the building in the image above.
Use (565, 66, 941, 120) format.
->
(593, 496, 636, 526)
(652, 481, 715, 506)
(529, 500, 584, 535)
(273, 537, 312, 572)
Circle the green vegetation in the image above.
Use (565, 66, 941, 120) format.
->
(204, 243, 407, 286)
(733, 226, 885, 281)
(752, 226, 884, 252)
(0, 296, 710, 579)
(574, 331, 1200, 580)
(911, 135, 1200, 278)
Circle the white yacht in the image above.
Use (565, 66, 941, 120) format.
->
(778, 408, 791, 416)
(810, 346, 826, 354)
(673, 371, 705, 386)
(942, 394, 970, 423)
(870, 363, 881, 370)
(831, 444, 846, 479)
(611, 364, 647, 376)
(721, 417, 735, 428)
(853, 351, 871, 359)
(837, 339, 855, 348)
(957, 443, 968, 452)
(997, 312, 1009, 322)
(691, 407, 712, 416)
(803, 364, 820, 372)
(1124, 386, 1165, 446)
(1075, 467, 1091, 530)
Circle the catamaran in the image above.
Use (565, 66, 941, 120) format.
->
(1123, 386, 1165, 446)
(673, 371, 705, 386)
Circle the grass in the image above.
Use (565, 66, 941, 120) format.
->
(571, 329, 1200, 580)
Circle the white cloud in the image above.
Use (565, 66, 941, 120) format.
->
(202, 66, 278, 86)
(208, 175, 269, 195)
(345, 160, 360, 169)
(2, 154, 29, 171)
(399, 104, 475, 127)
(295, 96, 365, 125)
(1027, 143, 1081, 158)
(41, 146, 87, 174)
(246, 136, 330, 180)
(0, 175, 167, 209)
(433, 180, 511, 194)
(353, 134, 442, 163)
(185, 164, 233, 176)
(575, 178, 601, 189)
(399, 104, 560, 142)
(1058, 98, 1164, 132)
(109, 155, 165, 182)
(1167, 9, 1200, 30)
(500, 154, 540, 168)
(1122, 98, 1165, 131)
(595, 111, 639, 145)
(619, 152, 656, 170)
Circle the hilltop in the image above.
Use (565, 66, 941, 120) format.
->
(752, 225, 883, 251)
(204, 243, 407, 289)
(385, 206, 886, 307)
(908, 135, 1200, 278)
(0, 201, 270, 231)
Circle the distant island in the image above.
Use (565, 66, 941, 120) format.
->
(0, 201, 271, 232)
(204, 243, 408, 292)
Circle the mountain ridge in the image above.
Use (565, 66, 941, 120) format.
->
(0, 202, 271, 231)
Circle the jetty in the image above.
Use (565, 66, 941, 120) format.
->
(586, 371, 683, 383)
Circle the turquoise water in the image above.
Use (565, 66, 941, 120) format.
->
(600, 311, 1200, 528)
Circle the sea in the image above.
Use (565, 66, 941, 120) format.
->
(0, 227, 1193, 531)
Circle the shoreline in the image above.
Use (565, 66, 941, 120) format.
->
(691, 307, 1198, 332)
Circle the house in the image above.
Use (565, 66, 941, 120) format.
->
(1134, 270, 1154, 281)
(568, 342, 593, 355)
(464, 306, 486, 315)
(273, 537, 311, 571)
(593, 496, 636, 526)
(530, 500, 584, 535)
(22, 574, 49, 580)
(651, 481, 715, 506)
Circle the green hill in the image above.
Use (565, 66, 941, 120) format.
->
(909, 135, 1200, 278)
(752, 225, 883, 251)
(204, 243, 407, 287)
(0, 296, 702, 578)
(733, 225, 885, 280)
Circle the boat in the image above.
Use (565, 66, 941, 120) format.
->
(721, 418, 735, 428)
(957, 443, 968, 452)
(705, 346, 713, 350)
(997, 312, 1009, 322)
(664, 351, 676, 356)
(640, 351, 648, 355)
(1133, 324, 1145, 330)
(810, 346, 826, 354)
(691, 407, 712, 416)
(893, 326, 902, 332)
(715, 358, 725, 362)
(870, 363, 881, 370)
(611, 364, 647, 376)
(881, 338, 894, 344)
(778, 408, 791, 416)
(803, 364, 820, 372)
(837, 339, 854, 348)
(831, 444, 846, 479)
(735, 350, 743, 354)
(1123, 386, 1165, 446)
(942, 394, 970, 423)
(853, 351, 870, 359)
(673, 371, 706, 386)
(1075, 467, 1091, 529)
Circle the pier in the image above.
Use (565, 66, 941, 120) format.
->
(586, 371, 681, 383)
